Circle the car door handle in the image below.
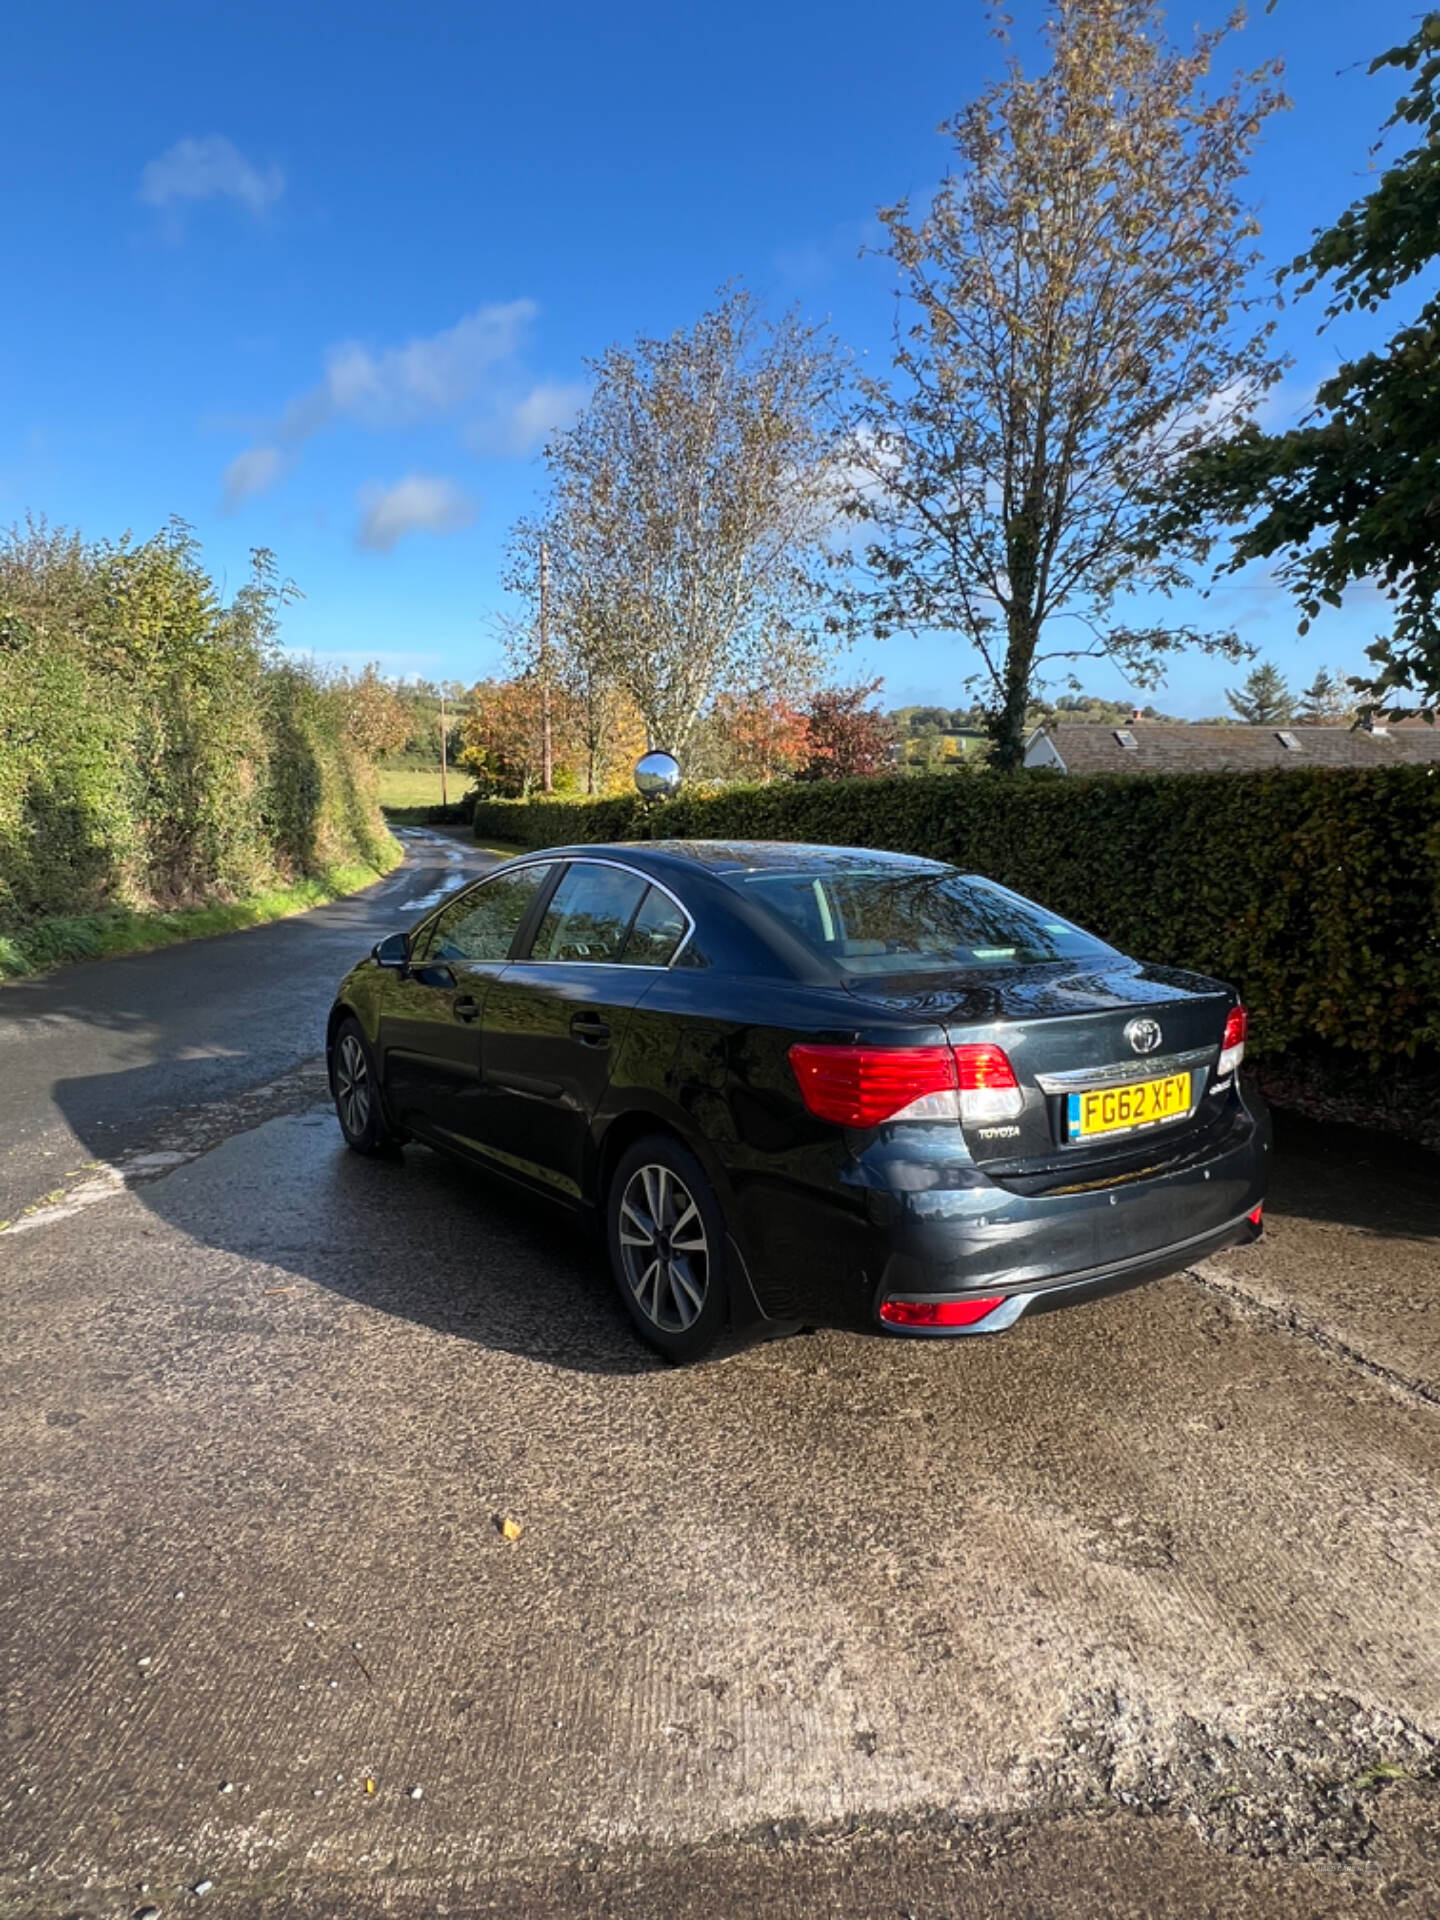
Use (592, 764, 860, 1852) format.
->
(453, 995, 480, 1023)
(570, 1012, 611, 1046)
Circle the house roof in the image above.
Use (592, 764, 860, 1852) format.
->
(1024, 722, 1440, 775)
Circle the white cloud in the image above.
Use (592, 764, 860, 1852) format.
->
(503, 380, 589, 452)
(465, 379, 589, 455)
(140, 136, 285, 215)
(816, 425, 899, 548)
(357, 475, 477, 552)
(222, 445, 288, 510)
(283, 303, 537, 438)
(221, 303, 539, 507)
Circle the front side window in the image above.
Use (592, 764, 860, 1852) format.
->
(426, 863, 554, 963)
(731, 867, 1115, 975)
(528, 863, 649, 963)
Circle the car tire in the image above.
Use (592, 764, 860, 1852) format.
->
(331, 1016, 402, 1157)
(606, 1134, 730, 1364)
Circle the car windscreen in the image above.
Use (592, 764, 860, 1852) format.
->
(730, 867, 1117, 975)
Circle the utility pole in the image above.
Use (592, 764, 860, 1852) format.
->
(439, 691, 448, 807)
(539, 538, 554, 794)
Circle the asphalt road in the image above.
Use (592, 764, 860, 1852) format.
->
(2, 834, 1439, 1918)
(0, 830, 494, 1226)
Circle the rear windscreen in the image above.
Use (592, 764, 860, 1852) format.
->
(731, 867, 1116, 975)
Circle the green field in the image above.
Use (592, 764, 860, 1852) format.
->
(376, 762, 525, 854)
(377, 763, 462, 811)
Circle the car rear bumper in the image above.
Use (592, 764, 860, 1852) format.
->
(730, 1093, 1271, 1333)
(873, 1204, 1263, 1336)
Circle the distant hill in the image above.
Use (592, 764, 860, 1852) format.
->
(889, 695, 1187, 735)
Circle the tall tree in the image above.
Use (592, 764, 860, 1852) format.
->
(1163, 14, 1440, 718)
(334, 664, 412, 760)
(1225, 660, 1293, 725)
(847, 0, 1286, 769)
(1294, 668, 1353, 724)
(503, 532, 646, 795)
(523, 288, 849, 759)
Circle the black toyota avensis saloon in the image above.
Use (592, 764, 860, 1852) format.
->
(326, 842, 1269, 1362)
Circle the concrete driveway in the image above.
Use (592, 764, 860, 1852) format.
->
(1, 837, 1437, 1918)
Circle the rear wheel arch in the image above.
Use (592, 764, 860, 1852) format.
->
(592, 1103, 737, 1216)
(594, 1109, 690, 1208)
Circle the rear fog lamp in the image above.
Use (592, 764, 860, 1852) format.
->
(880, 1295, 1006, 1328)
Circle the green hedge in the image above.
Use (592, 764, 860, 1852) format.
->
(1, 522, 394, 935)
(474, 766, 1440, 1061)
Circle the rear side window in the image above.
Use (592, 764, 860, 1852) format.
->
(733, 868, 1115, 975)
(528, 862, 649, 963)
(621, 885, 688, 967)
(425, 863, 553, 963)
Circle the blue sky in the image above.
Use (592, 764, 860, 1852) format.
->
(0, 0, 1425, 715)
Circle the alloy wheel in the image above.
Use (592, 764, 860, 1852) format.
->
(335, 1033, 372, 1138)
(618, 1162, 710, 1332)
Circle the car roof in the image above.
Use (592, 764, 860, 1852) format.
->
(531, 840, 950, 876)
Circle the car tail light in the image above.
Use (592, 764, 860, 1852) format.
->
(787, 1043, 959, 1128)
(880, 1295, 1006, 1328)
(788, 1041, 1023, 1128)
(1247, 1203, 1263, 1227)
(1218, 1004, 1247, 1079)
(952, 1042, 1024, 1125)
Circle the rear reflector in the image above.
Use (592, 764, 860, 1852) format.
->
(880, 1295, 1006, 1328)
(788, 1041, 1023, 1128)
(1247, 1204, 1263, 1226)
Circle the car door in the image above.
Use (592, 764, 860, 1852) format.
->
(380, 861, 556, 1144)
(476, 863, 692, 1199)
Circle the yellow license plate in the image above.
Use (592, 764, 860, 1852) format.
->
(1068, 1071, 1191, 1139)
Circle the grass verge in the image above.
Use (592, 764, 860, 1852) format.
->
(0, 840, 403, 983)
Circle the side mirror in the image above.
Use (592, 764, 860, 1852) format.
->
(372, 932, 410, 969)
